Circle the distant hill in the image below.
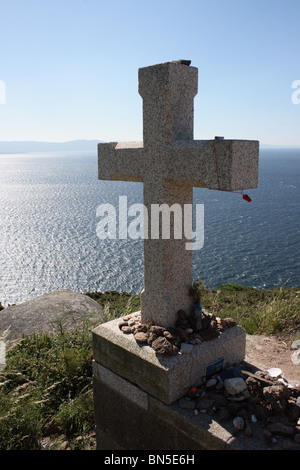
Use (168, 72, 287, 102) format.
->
(0, 140, 103, 154)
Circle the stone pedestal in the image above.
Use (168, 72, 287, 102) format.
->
(92, 313, 247, 450)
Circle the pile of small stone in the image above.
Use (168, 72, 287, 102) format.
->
(173, 307, 235, 343)
(118, 308, 236, 356)
(177, 366, 300, 449)
(118, 312, 180, 356)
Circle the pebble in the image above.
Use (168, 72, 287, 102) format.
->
(233, 416, 244, 431)
(180, 343, 193, 354)
(185, 328, 194, 334)
(196, 398, 214, 410)
(206, 378, 217, 388)
(178, 398, 196, 410)
(263, 430, 273, 445)
(134, 332, 148, 344)
(150, 325, 166, 336)
(228, 393, 246, 402)
(217, 407, 230, 421)
(121, 326, 133, 334)
(216, 381, 224, 390)
(267, 422, 294, 437)
(244, 424, 253, 437)
(266, 368, 282, 378)
(151, 337, 179, 356)
(282, 441, 292, 450)
(224, 377, 247, 395)
(291, 340, 300, 350)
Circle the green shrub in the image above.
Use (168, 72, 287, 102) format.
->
(55, 390, 94, 438)
(219, 284, 253, 291)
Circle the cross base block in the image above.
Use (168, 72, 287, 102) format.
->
(92, 313, 246, 405)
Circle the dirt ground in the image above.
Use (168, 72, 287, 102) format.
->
(245, 334, 300, 386)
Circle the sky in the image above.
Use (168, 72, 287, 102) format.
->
(0, 0, 299, 146)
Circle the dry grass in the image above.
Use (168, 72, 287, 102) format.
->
(0, 286, 299, 449)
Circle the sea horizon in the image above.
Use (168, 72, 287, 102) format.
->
(0, 146, 299, 307)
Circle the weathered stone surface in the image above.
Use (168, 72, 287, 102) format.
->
(291, 340, 300, 350)
(224, 377, 248, 395)
(93, 361, 300, 450)
(134, 332, 149, 344)
(233, 416, 245, 431)
(151, 336, 178, 356)
(267, 422, 295, 437)
(98, 61, 259, 328)
(0, 289, 103, 340)
(121, 326, 133, 334)
(206, 378, 218, 388)
(93, 60, 259, 450)
(150, 325, 166, 336)
(93, 315, 246, 405)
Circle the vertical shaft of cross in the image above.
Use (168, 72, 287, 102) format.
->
(141, 176, 193, 327)
(138, 62, 199, 327)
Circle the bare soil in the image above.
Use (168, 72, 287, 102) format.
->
(245, 334, 300, 385)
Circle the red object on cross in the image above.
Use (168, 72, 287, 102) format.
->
(242, 194, 252, 203)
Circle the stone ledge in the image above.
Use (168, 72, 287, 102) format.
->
(92, 361, 149, 410)
(93, 365, 273, 450)
(92, 313, 246, 405)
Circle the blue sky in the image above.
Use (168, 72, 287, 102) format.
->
(0, 0, 299, 145)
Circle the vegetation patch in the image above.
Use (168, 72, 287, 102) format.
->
(0, 286, 299, 449)
(199, 284, 300, 337)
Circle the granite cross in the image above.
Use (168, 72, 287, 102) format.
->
(98, 61, 259, 329)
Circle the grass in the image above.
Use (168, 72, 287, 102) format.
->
(199, 283, 300, 338)
(0, 290, 140, 450)
(84, 290, 141, 321)
(0, 328, 94, 450)
(0, 285, 299, 449)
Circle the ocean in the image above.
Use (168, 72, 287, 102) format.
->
(0, 147, 299, 306)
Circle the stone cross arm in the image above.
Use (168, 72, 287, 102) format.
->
(98, 138, 259, 191)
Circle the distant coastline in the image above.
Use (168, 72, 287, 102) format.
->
(0, 140, 300, 155)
